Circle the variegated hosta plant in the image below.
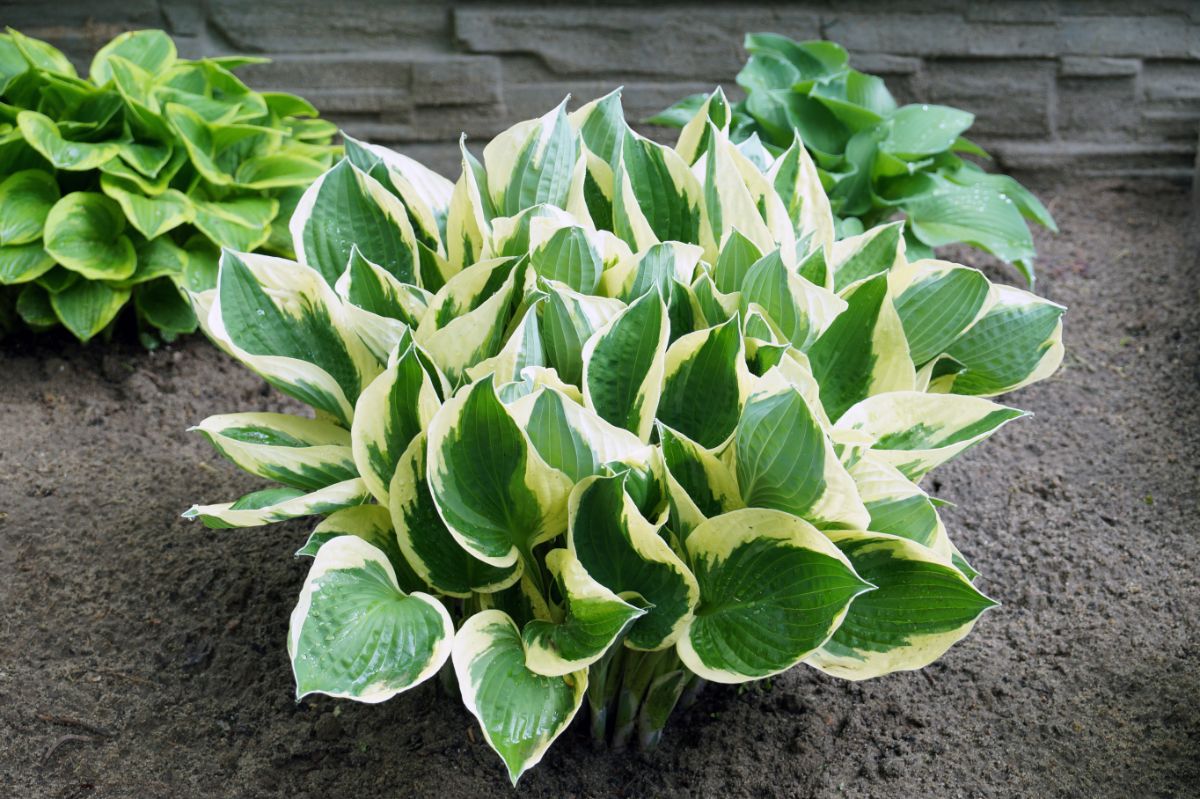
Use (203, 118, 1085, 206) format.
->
(184, 89, 1064, 784)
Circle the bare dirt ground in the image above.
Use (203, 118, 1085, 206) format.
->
(1, 177, 1197, 799)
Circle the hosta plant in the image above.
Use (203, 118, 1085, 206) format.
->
(184, 90, 1064, 783)
(651, 33, 1057, 284)
(0, 28, 336, 344)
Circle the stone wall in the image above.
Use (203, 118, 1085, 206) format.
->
(7, 0, 1200, 179)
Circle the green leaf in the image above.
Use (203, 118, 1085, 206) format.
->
(905, 185, 1036, 277)
(184, 478, 370, 529)
(135, 278, 196, 334)
(808, 530, 995, 680)
(295, 505, 426, 594)
(208, 250, 380, 426)
(388, 432, 518, 596)
(831, 222, 903, 292)
(530, 222, 603, 294)
(43, 193, 136, 281)
(99, 174, 192, 239)
(646, 92, 708, 128)
(0, 169, 58, 245)
(17, 110, 119, 170)
(192, 197, 278, 252)
(49, 279, 130, 341)
(740, 248, 846, 350)
(0, 241, 54, 284)
(90, 29, 176, 85)
(289, 534, 453, 702)
(881, 105, 974, 159)
(485, 102, 579, 217)
(678, 508, 871, 683)
(15, 282, 56, 329)
(567, 475, 698, 651)
(453, 610, 587, 785)
(514, 387, 647, 484)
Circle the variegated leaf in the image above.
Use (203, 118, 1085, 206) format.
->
(807, 530, 996, 680)
(677, 508, 872, 683)
(289, 535, 453, 702)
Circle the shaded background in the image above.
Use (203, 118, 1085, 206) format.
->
(4, 0, 1199, 178)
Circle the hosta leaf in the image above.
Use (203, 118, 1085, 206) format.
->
(427, 376, 572, 569)
(17, 111, 119, 170)
(700, 125, 793, 258)
(711, 227, 763, 294)
(657, 315, 749, 448)
(0, 241, 54, 284)
(117, 140, 173, 179)
(807, 530, 995, 680)
(453, 610, 587, 785)
(613, 129, 709, 255)
(539, 280, 624, 387)
(808, 272, 916, 421)
(510, 386, 647, 483)
(351, 341, 440, 505)
(739, 248, 846, 350)
(523, 549, 646, 676)
(848, 453, 956, 564)
(484, 101, 580, 218)
(677, 508, 871, 683)
(835, 390, 1026, 480)
(944, 285, 1065, 396)
(289, 535, 453, 702)
(343, 134, 454, 252)
(414, 257, 519, 385)
(134, 278, 197, 334)
(658, 424, 742, 537)
(768, 136, 836, 264)
(891, 259, 990, 366)
(529, 220, 603, 294)
(880, 105, 974, 159)
(90, 29, 176, 85)
(445, 140, 492, 272)
(234, 153, 328, 189)
(296, 504, 425, 594)
(191, 197, 278, 252)
(192, 411, 357, 492)
(567, 475, 699, 651)
(184, 478, 370, 529)
(291, 159, 419, 286)
(43, 193, 136, 281)
(49, 279, 130, 341)
(830, 221, 903, 292)
(466, 303, 545, 385)
(15, 283, 56, 330)
(581, 290, 668, 442)
(0, 169, 58, 245)
(203, 251, 380, 426)
(734, 383, 869, 529)
(335, 245, 430, 328)
(905, 184, 1036, 279)
(389, 433, 518, 596)
(112, 236, 189, 288)
(99, 174, 192, 240)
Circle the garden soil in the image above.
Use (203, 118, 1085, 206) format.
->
(1, 176, 1197, 799)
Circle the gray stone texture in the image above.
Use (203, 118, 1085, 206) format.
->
(7, 0, 1200, 180)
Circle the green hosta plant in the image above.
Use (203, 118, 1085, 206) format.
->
(651, 33, 1057, 284)
(0, 28, 336, 344)
(184, 89, 1064, 783)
